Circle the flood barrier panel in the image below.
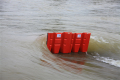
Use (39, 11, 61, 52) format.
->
(47, 32, 91, 54)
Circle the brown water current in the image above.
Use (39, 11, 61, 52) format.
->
(0, 0, 120, 80)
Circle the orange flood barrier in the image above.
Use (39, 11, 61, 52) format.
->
(47, 32, 91, 54)
(60, 32, 72, 53)
(72, 33, 82, 53)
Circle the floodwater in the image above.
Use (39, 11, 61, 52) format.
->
(0, 0, 120, 80)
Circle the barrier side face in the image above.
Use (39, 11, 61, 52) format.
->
(47, 33, 53, 51)
(47, 32, 91, 53)
(52, 33, 62, 54)
(72, 33, 82, 53)
(60, 32, 72, 53)
(80, 33, 91, 52)
(70, 33, 75, 51)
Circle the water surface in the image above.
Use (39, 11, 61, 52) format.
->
(0, 0, 120, 80)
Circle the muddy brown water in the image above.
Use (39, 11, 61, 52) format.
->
(0, 0, 120, 80)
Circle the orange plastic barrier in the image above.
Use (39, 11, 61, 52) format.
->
(71, 33, 75, 52)
(51, 33, 62, 54)
(60, 32, 72, 53)
(47, 32, 91, 54)
(80, 33, 91, 52)
(47, 33, 53, 51)
(72, 33, 82, 52)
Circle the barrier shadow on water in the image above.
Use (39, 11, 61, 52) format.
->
(53, 52, 87, 74)
(54, 52, 86, 65)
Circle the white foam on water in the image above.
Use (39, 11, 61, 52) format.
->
(93, 56, 120, 68)
(91, 36, 109, 43)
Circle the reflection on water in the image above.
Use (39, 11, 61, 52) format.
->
(54, 52, 86, 73)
